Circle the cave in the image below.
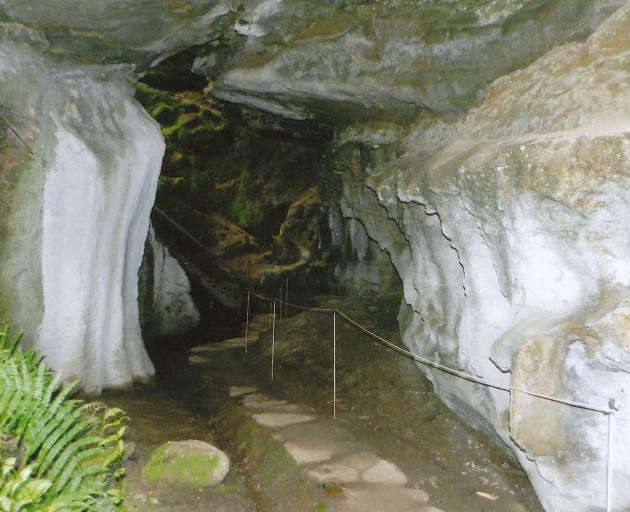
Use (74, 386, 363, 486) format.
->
(1, 1, 629, 511)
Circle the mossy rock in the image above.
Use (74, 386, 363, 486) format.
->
(142, 440, 230, 488)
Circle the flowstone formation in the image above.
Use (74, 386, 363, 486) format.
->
(0, 1, 234, 391)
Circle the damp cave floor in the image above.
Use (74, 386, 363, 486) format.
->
(103, 294, 543, 512)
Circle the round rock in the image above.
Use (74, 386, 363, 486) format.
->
(142, 440, 229, 488)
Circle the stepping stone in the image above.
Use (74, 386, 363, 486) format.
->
(252, 413, 315, 428)
(306, 463, 359, 483)
(274, 421, 362, 465)
(362, 460, 407, 486)
(242, 398, 288, 409)
(284, 441, 335, 464)
(338, 484, 430, 512)
(189, 355, 210, 364)
(218, 338, 247, 349)
(336, 452, 383, 472)
(229, 386, 257, 397)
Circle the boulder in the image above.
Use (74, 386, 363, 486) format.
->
(142, 440, 230, 488)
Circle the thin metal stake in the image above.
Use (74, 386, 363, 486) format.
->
(269, 302, 272, 327)
(279, 287, 283, 320)
(607, 412, 614, 512)
(285, 278, 289, 317)
(271, 301, 276, 382)
(245, 291, 250, 353)
(333, 309, 337, 420)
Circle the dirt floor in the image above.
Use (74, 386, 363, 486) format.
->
(103, 293, 543, 512)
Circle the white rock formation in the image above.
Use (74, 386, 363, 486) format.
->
(340, 5, 630, 511)
(0, 1, 233, 392)
(33, 58, 165, 392)
(142, 226, 199, 337)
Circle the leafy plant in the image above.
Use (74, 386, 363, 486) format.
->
(0, 325, 127, 511)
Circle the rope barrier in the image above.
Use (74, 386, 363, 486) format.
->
(249, 289, 613, 415)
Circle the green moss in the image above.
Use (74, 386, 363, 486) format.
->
(228, 196, 263, 229)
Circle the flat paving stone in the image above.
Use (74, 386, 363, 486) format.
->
(229, 386, 257, 397)
(242, 397, 287, 408)
(252, 413, 315, 428)
(284, 441, 335, 464)
(362, 459, 408, 486)
(335, 452, 383, 472)
(274, 421, 363, 465)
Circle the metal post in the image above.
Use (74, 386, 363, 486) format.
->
(333, 309, 337, 420)
(285, 278, 289, 317)
(279, 287, 283, 320)
(269, 302, 272, 327)
(271, 300, 276, 382)
(607, 412, 614, 512)
(245, 291, 250, 353)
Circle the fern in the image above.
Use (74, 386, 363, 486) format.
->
(0, 325, 127, 511)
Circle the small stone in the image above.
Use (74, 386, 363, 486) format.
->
(142, 440, 229, 488)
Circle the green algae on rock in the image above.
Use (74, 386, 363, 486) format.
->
(142, 440, 230, 488)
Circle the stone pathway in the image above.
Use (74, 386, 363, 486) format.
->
(235, 388, 442, 512)
(186, 313, 444, 512)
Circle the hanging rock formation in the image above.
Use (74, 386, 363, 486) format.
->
(0, 1, 235, 390)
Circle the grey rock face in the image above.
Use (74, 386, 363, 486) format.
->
(0, 0, 237, 67)
(211, 0, 625, 122)
(339, 5, 630, 510)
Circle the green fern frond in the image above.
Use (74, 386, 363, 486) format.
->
(0, 325, 129, 511)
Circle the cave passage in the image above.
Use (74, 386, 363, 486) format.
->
(99, 58, 544, 512)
